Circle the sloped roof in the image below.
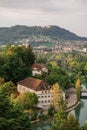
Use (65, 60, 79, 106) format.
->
(18, 77, 50, 91)
(32, 63, 46, 70)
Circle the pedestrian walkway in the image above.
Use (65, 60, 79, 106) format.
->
(66, 88, 79, 111)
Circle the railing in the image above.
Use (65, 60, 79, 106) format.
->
(81, 89, 87, 97)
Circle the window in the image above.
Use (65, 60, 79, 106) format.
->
(41, 101, 43, 103)
(45, 91, 47, 93)
(47, 90, 49, 93)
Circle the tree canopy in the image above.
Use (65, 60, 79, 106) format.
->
(0, 44, 35, 83)
(0, 81, 32, 130)
(15, 92, 38, 110)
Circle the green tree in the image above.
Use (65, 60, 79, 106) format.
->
(0, 45, 34, 83)
(50, 98, 67, 130)
(46, 63, 52, 73)
(2, 81, 17, 96)
(45, 67, 70, 89)
(22, 44, 35, 66)
(48, 105, 55, 116)
(63, 114, 80, 130)
(50, 98, 80, 130)
(17, 113, 31, 130)
(0, 83, 31, 130)
(84, 63, 87, 76)
(16, 92, 38, 110)
(36, 57, 47, 64)
(0, 77, 5, 86)
(0, 86, 12, 118)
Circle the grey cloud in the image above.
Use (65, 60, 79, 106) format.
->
(0, 0, 74, 13)
(0, 0, 86, 16)
(0, 0, 79, 16)
(0, 0, 87, 36)
(0, 0, 51, 8)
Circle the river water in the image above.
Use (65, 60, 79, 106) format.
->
(70, 98, 87, 126)
(32, 82, 87, 130)
(70, 82, 87, 126)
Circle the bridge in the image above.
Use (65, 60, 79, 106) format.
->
(81, 89, 87, 97)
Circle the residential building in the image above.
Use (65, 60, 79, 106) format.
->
(32, 63, 48, 76)
(17, 77, 51, 109)
(17, 77, 65, 110)
(83, 48, 87, 53)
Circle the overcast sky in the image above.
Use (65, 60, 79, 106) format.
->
(0, 0, 87, 37)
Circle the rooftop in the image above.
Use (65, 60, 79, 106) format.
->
(18, 77, 50, 91)
(32, 63, 46, 71)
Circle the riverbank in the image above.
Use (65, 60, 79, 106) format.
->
(31, 98, 87, 129)
(66, 87, 80, 112)
(66, 101, 81, 112)
(31, 88, 80, 124)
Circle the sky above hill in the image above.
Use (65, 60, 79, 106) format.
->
(0, 0, 87, 37)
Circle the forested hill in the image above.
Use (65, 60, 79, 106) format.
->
(0, 25, 87, 44)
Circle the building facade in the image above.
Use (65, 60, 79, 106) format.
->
(17, 77, 65, 109)
(32, 63, 48, 76)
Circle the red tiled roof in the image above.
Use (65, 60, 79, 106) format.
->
(18, 77, 50, 91)
(32, 63, 45, 71)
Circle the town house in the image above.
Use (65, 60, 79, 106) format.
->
(32, 63, 48, 76)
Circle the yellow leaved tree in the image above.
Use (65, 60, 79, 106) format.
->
(50, 83, 64, 109)
(75, 78, 81, 101)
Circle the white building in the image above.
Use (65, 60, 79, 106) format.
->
(17, 77, 52, 109)
(32, 63, 48, 76)
(83, 48, 87, 53)
(17, 77, 65, 110)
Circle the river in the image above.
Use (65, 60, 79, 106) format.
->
(32, 82, 87, 130)
(70, 98, 87, 126)
(69, 82, 87, 126)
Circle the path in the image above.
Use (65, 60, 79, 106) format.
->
(66, 88, 79, 111)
